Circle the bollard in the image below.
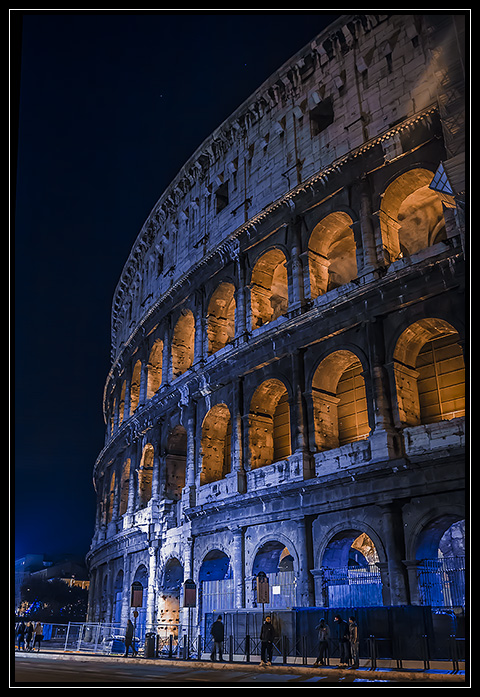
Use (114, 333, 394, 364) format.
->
(369, 635, 376, 671)
(168, 634, 173, 659)
(302, 635, 307, 665)
(245, 634, 250, 662)
(229, 635, 233, 662)
(422, 634, 430, 671)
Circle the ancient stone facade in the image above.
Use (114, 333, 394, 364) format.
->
(87, 14, 466, 636)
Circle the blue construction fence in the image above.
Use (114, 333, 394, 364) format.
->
(204, 606, 465, 664)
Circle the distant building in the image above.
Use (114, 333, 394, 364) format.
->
(87, 13, 466, 641)
(15, 554, 90, 613)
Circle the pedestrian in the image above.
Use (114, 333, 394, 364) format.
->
(33, 622, 43, 652)
(260, 615, 276, 667)
(313, 618, 330, 666)
(210, 615, 224, 661)
(16, 620, 26, 651)
(124, 619, 137, 657)
(348, 616, 359, 669)
(25, 622, 34, 651)
(334, 615, 350, 667)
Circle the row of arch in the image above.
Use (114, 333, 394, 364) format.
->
(94, 514, 465, 631)
(101, 316, 464, 523)
(108, 166, 449, 434)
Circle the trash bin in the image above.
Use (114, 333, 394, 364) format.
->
(144, 632, 156, 659)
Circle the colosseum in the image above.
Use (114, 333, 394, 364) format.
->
(86, 13, 466, 657)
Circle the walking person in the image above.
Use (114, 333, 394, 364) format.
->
(313, 618, 330, 666)
(25, 622, 34, 651)
(210, 615, 224, 661)
(334, 615, 350, 667)
(32, 622, 43, 652)
(260, 615, 276, 667)
(348, 616, 359, 669)
(124, 619, 137, 657)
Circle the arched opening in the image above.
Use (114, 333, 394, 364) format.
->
(147, 339, 163, 398)
(199, 550, 234, 615)
(200, 404, 232, 485)
(393, 318, 465, 426)
(415, 517, 465, 608)
(131, 565, 148, 641)
(118, 381, 126, 426)
(165, 425, 186, 500)
(113, 570, 124, 625)
(172, 310, 195, 378)
(119, 459, 130, 516)
(250, 249, 288, 330)
(130, 360, 142, 413)
(106, 471, 115, 524)
(248, 379, 291, 470)
(321, 530, 382, 607)
(312, 350, 370, 451)
(159, 558, 183, 629)
(138, 443, 154, 508)
(380, 168, 446, 262)
(207, 282, 236, 355)
(252, 540, 296, 608)
(308, 211, 357, 298)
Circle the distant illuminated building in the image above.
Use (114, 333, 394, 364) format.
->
(87, 14, 466, 641)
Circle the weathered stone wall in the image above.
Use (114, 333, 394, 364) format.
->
(87, 13, 466, 635)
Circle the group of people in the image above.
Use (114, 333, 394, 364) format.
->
(210, 613, 360, 669)
(209, 614, 276, 667)
(314, 615, 359, 668)
(15, 620, 43, 652)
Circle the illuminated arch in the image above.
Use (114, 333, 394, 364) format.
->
(200, 404, 232, 485)
(308, 211, 357, 298)
(207, 282, 236, 355)
(248, 378, 291, 469)
(171, 310, 195, 378)
(250, 249, 288, 330)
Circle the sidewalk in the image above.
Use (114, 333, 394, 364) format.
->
(16, 647, 466, 684)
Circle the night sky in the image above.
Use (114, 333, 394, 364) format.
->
(13, 11, 341, 562)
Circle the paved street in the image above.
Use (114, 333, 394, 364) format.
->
(14, 652, 464, 686)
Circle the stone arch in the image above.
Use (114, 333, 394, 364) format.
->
(172, 310, 195, 378)
(308, 211, 357, 298)
(158, 557, 183, 626)
(379, 167, 446, 262)
(130, 359, 142, 413)
(106, 471, 116, 524)
(147, 338, 163, 398)
(199, 549, 234, 615)
(319, 526, 383, 607)
(392, 318, 465, 426)
(311, 349, 370, 451)
(118, 380, 126, 426)
(207, 282, 236, 355)
(250, 248, 289, 329)
(200, 404, 232, 485)
(165, 424, 187, 500)
(118, 458, 130, 516)
(252, 538, 297, 608)
(413, 514, 466, 608)
(131, 563, 148, 636)
(138, 443, 154, 508)
(113, 569, 124, 624)
(248, 378, 291, 470)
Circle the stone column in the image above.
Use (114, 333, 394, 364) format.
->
(230, 526, 245, 608)
(229, 377, 246, 493)
(234, 252, 248, 344)
(194, 290, 206, 366)
(358, 176, 379, 272)
(146, 543, 159, 631)
(293, 516, 315, 607)
(182, 401, 196, 508)
(289, 350, 313, 479)
(121, 553, 132, 626)
(379, 502, 410, 605)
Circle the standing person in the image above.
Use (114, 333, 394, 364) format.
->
(33, 622, 43, 652)
(25, 622, 34, 651)
(334, 615, 350, 667)
(16, 621, 26, 651)
(124, 619, 137, 657)
(313, 618, 330, 666)
(210, 615, 224, 661)
(260, 615, 276, 667)
(348, 616, 359, 669)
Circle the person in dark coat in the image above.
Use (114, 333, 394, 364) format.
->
(348, 616, 359, 668)
(334, 615, 350, 667)
(124, 619, 137, 657)
(16, 621, 26, 651)
(260, 615, 276, 666)
(25, 622, 34, 651)
(313, 618, 330, 666)
(210, 615, 224, 661)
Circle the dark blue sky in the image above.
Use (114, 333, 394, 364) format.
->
(13, 11, 341, 561)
